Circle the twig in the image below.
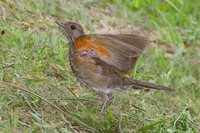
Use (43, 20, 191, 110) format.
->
(132, 104, 146, 112)
(0, 81, 68, 114)
(48, 98, 98, 102)
(0, 81, 99, 132)
(21, 94, 37, 114)
(61, 114, 78, 133)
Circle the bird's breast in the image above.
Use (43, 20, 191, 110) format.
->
(73, 36, 111, 59)
(69, 54, 112, 89)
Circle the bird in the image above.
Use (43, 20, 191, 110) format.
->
(55, 21, 175, 114)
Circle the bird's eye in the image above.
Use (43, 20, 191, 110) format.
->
(70, 25, 76, 30)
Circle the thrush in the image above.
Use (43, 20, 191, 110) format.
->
(56, 21, 175, 114)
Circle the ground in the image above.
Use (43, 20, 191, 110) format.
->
(0, 0, 200, 132)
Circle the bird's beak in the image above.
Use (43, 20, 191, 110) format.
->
(55, 21, 65, 28)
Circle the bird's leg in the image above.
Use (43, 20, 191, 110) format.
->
(98, 92, 113, 114)
(97, 92, 109, 114)
(101, 102, 107, 114)
(106, 93, 114, 107)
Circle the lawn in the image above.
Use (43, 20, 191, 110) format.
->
(0, 0, 199, 132)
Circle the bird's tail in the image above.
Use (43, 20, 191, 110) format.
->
(122, 78, 175, 92)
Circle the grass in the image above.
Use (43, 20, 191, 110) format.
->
(0, 0, 200, 132)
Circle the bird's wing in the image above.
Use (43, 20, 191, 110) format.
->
(73, 34, 149, 71)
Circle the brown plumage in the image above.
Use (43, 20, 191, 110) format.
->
(56, 21, 175, 114)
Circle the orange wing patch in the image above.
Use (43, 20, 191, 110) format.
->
(74, 36, 111, 58)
